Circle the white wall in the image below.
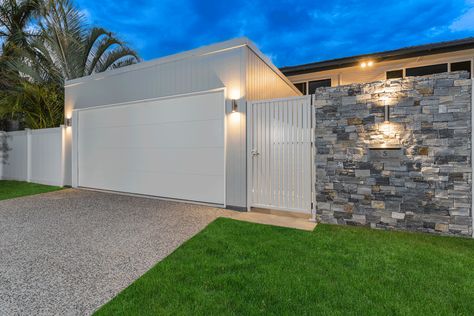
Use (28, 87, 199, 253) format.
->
(0, 127, 66, 186)
(223, 47, 301, 209)
(64, 44, 245, 114)
(246, 49, 301, 100)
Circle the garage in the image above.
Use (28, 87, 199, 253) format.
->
(65, 38, 301, 209)
(76, 90, 225, 205)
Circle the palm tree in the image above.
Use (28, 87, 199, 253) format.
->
(33, 0, 140, 81)
(3, 0, 140, 83)
(0, 0, 41, 91)
(0, 0, 41, 56)
(0, 0, 140, 128)
(0, 0, 42, 129)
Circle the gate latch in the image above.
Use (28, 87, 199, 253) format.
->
(251, 149, 260, 157)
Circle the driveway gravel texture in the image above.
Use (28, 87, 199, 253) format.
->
(0, 189, 232, 315)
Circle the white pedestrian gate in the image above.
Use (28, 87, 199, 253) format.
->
(247, 95, 313, 214)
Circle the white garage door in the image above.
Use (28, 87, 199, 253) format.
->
(76, 90, 225, 205)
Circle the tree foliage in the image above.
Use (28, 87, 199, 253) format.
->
(0, 81, 63, 129)
(0, 0, 140, 129)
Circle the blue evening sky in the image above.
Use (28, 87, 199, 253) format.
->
(76, 0, 474, 67)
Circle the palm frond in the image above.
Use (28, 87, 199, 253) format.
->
(95, 47, 139, 73)
(0, 0, 141, 129)
(86, 35, 121, 74)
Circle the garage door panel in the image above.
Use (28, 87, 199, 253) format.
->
(79, 92, 224, 129)
(77, 90, 225, 205)
(79, 147, 224, 176)
(79, 120, 223, 149)
(79, 170, 224, 204)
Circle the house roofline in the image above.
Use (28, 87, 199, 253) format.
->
(280, 37, 474, 77)
(65, 37, 300, 95)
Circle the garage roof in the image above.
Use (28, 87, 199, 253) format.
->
(65, 37, 291, 89)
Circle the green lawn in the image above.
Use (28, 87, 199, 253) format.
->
(0, 180, 62, 201)
(95, 218, 474, 316)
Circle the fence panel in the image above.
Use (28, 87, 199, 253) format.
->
(0, 127, 65, 186)
(0, 131, 28, 181)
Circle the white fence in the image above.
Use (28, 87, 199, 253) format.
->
(0, 127, 66, 187)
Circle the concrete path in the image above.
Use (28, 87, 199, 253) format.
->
(0, 189, 315, 315)
(228, 211, 317, 231)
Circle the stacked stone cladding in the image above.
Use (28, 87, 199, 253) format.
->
(314, 71, 472, 236)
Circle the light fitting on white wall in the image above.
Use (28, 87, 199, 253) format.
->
(65, 118, 72, 127)
(232, 99, 238, 113)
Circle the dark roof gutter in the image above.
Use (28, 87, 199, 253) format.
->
(280, 37, 474, 76)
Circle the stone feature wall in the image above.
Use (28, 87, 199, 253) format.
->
(314, 72, 472, 236)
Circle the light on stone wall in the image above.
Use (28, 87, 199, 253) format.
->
(379, 122, 394, 135)
(378, 94, 400, 144)
(384, 103, 390, 123)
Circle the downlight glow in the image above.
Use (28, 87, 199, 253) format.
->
(360, 60, 374, 68)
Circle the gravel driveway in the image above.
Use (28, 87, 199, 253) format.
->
(0, 189, 232, 315)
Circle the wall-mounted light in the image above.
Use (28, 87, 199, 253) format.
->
(384, 103, 390, 123)
(379, 96, 396, 137)
(65, 117, 72, 127)
(231, 99, 238, 113)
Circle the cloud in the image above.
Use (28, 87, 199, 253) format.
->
(75, 0, 474, 67)
(450, 4, 474, 31)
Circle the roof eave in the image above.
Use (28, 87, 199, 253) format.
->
(281, 38, 474, 77)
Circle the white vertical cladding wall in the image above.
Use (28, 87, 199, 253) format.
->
(225, 98, 247, 209)
(64, 46, 245, 113)
(230, 46, 301, 210)
(246, 49, 302, 101)
(0, 127, 65, 186)
(225, 46, 301, 209)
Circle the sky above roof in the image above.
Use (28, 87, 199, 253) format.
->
(76, 0, 474, 67)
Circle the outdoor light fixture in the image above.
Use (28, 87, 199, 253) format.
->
(65, 117, 72, 127)
(378, 96, 395, 136)
(384, 103, 390, 123)
(232, 99, 238, 113)
(360, 60, 374, 68)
